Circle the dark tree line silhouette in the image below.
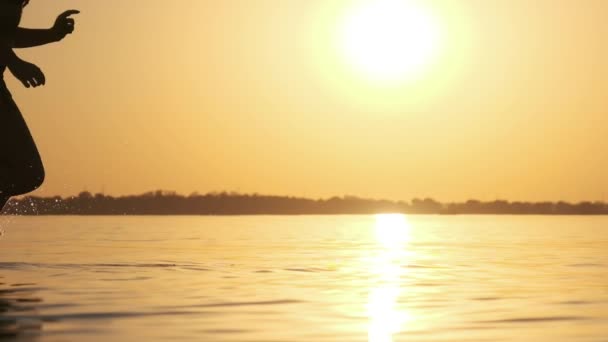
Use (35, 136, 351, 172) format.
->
(2, 191, 608, 215)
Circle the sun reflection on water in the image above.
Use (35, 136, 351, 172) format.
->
(375, 214, 411, 250)
(367, 214, 412, 342)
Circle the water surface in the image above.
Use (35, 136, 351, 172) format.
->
(0, 215, 607, 341)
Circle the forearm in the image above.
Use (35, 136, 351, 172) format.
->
(14, 28, 58, 48)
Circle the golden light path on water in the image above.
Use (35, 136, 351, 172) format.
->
(368, 214, 412, 342)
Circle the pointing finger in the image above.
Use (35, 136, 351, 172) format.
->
(59, 10, 80, 20)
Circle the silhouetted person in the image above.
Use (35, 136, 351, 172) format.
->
(0, 1, 78, 211)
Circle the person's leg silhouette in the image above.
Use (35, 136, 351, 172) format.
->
(0, 82, 45, 213)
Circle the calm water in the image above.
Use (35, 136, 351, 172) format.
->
(0, 215, 607, 341)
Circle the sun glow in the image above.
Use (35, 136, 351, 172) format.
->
(339, 0, 443, 83)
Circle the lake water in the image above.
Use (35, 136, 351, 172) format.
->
(0, 215, 606, 341)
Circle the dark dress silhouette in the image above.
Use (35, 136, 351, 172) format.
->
(0, 0, 78, 211)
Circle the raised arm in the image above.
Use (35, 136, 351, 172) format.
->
(14, 28, 59, 48)
(13, 10, 79, 48)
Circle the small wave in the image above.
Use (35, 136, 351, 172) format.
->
(10, 284, 36, 287)
(472, 297, 501, 301)
(402, 264, 446, 269)
(0, 262, 208, 271)
(556, 300, 593, 306)
(283, 268, 332, 273)
(199, 329, 250, 334)
(14, 298, 42, 303)
(181, 267, 211, 272)
(413, 282, 444, 287)
(568, 263, 605, 268)
(0, 263, 37, 270)
(16, 310, 202, 323)
(98, 277, 153, 282)
(0, 287, 45, 295)
(93, 263, 180, 268)
(193, 299, 302, 308)
(7, 304, 294, 325)
(163, 299, 303, 310)
(479, 316, 588, 324)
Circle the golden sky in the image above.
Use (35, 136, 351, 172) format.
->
(7, 0, 608, 202)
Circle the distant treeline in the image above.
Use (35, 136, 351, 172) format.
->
(3, 190, 608, 215)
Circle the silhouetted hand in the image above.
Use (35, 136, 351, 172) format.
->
(8, 58, 45, 88)
(52, 10, 79, 41)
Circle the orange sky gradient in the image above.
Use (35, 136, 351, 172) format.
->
(7, 0, 608, 202)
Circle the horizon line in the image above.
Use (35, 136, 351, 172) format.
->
(23, 190, 608, 205)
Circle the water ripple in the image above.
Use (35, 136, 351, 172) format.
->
(174, 299, 303, 309)
(480, 316, 588, 324)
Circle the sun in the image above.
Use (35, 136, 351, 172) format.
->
(338, 0, 443, 84)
